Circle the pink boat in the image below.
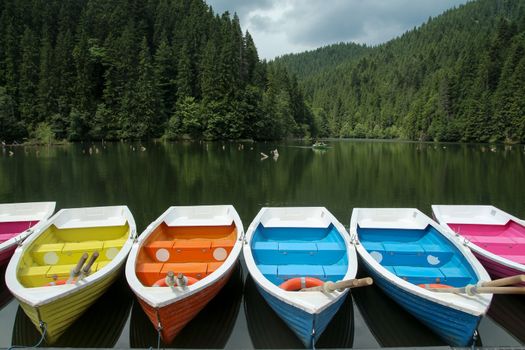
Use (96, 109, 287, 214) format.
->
(0, 202, 55, 266)
(432, 205, 525, 285)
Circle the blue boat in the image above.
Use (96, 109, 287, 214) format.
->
(243, 207, 357, 348)
(350, 208, 492, 347)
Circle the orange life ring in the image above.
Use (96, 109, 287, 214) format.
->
(418, 283, 453, 289)
(279, 277, 325, 291)
(153, 276, 199, 287)
(46, 280, 68, 286)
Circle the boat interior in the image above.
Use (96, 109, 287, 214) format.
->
(251, 224, 348, 287)
(17, 224, 130, 288)
(358, 225, 478, 287)
(448, 221, 525, 264)
(0, 221, 37, 244)
(136, 222, 237, 286)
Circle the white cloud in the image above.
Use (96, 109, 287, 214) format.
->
(206, 0, 468, 59)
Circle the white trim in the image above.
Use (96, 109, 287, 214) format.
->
(350, 208, 491, 317)
(125, 205, 243, 308)
(5, 205, 135, 306)
(243, 207, 357, 315)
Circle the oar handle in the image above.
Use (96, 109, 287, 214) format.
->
(71, 253, 89, 276)
(481, 275, 525, 287)
(302, 277, 373, 292)
(82, 251, 99, 274)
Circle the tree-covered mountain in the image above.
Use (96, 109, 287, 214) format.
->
(274, 0, 525, 143)
(0, 0, 313, 142)
(274, 42, 369, 80)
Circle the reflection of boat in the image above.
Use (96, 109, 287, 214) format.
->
(312, 142, 328, 150)
(244, 274, 354, 349)
(11, 273, 132, 347)
(243, 207, 357, 348)
(0, 202, 55, 266)
(6, 206, 136, 343)
(488, 294, 525, 343)
(352, 267, 444, 347)
(126, 205, 243, 344)
(350, 208, 491, 347)
(0, 264, 13, 310)
(129, 262, 243, 348)
(432, 205, 525, 284)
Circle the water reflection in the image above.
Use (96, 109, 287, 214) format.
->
(352, 273, 444, 347)
(0, 264, 14, 311)
(130, 263, 243, 348)
(488, 295, 525, 344)
(11, 273, 132, 347)
(351, 268, 486, 347)
(243, 275, 354, 349)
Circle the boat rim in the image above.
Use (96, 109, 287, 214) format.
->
(125, 205, 244, 308)
(243, 206, 357, 315)
(5, 205, 136, 307)
(350, 207, 492, 317)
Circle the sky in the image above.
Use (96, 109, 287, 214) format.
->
(206, 0, 469, 60)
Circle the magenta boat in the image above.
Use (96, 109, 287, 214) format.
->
(432, 205, 525, 285)
(0, 202, 55, 266)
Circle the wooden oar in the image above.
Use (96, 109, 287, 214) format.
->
(66, 253, 89, 284)
(421, 275, 525, 295)
(481, 275, 525, 287)
(301, 277, 373, 292)
(424, 285, 525, 295)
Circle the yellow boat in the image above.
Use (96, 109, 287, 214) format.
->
(6, 206, 136, 344)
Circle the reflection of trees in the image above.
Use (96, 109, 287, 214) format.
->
(0, 141, 523, 232)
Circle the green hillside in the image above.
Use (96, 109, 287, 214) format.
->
(0, 0, 313, 142)
(275, 42, 369, 80)
(275, 0, 525, 143)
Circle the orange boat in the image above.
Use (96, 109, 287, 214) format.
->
(125, 205, 243, 344)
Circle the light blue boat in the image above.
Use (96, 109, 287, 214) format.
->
(243, 207, 357, 348)
(350, 208, 492, 347)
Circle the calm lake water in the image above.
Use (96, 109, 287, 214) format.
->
(1, 140, 524, 348)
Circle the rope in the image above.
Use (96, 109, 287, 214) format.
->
(8, 321, 47, 350)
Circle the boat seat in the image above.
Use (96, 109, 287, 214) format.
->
(101, 238, 126, 260)
(368, 242, 453, 267)
(0, 233, 14, 242)
(210, 239, 235, 261)
(32, 243, 65, 265)
(278, 265, 325, 280)
(162, 262, 208, 280)
(323, 264, 347, 281)
(252, 242, 278, 264)
(392, 266, 445, 285)
(61, 241, 104, 264)
(316, 242, 346, 263)
(96, 260, 110, 270)
(18, 266, 51, 287)
(439, 266, 473, 286)
(469, 236, 516, 245)
(499, 254, 525, 264)
(383, 242, 425, 254)
(143, 239, 214, 263)
(363, 241, 385, 252)
(257, 264, 279, 285)
(136, 263, 164, 286)
(207, 262, 223, 275)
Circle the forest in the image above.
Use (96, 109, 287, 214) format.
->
(275, 0, 525, 143)
(1, 0, 524, 144)
(0, 0, 313, 142)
